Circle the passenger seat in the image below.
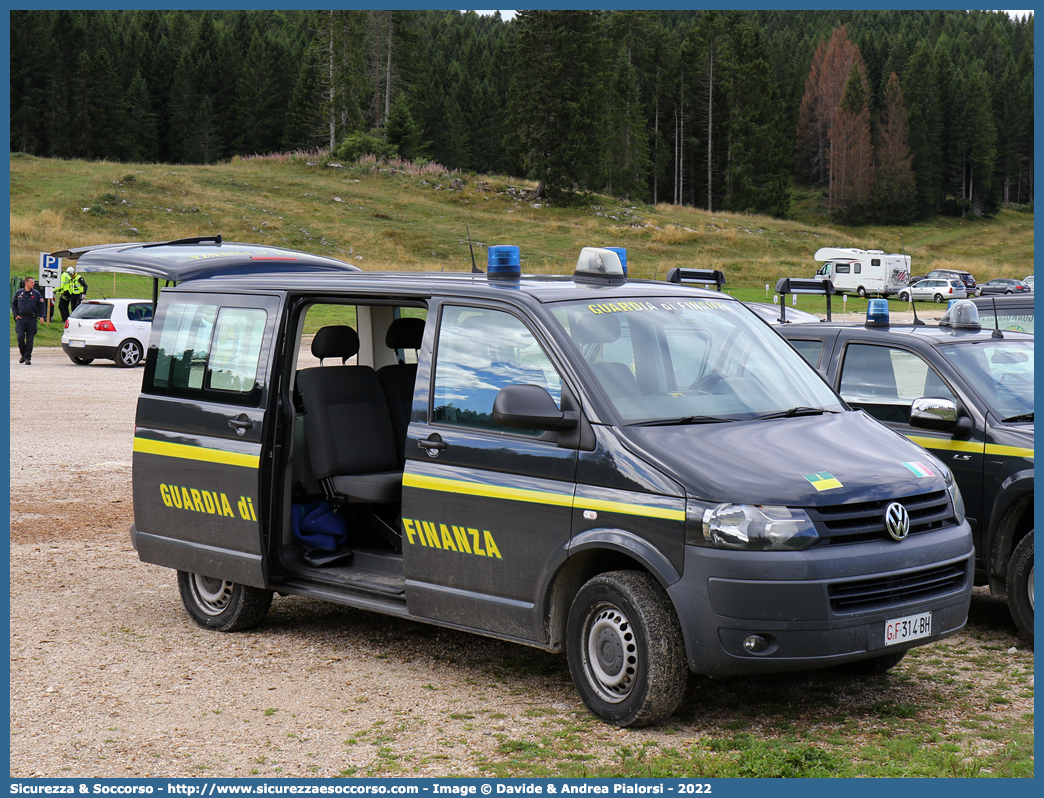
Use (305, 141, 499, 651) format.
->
(295, 326, 403, 535)
(377, 317, 425, 457)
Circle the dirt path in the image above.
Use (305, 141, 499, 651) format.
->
(9, 347, 1032, 778)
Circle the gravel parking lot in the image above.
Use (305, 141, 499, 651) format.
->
(9, 345, 1032, 778)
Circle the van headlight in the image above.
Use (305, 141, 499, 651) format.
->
(943, 469, 966, 525)
(686, 501, 819, 551)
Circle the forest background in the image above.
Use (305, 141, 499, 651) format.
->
(8, 9, 1034, 225)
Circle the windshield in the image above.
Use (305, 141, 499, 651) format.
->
(549, 296, 844, 423)
(938, 340, 1034, 421)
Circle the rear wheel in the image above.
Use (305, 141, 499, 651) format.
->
(177, 571, 273, 631)
(1006, 531, 1033, 645)
(116, 338, 143, 367)
(933, 293, 944, 303)
(566, 570, 688, 727)
(856, 286, 867, 298)
(68, 355, 94, 365)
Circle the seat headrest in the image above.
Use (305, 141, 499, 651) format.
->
(572, 313, 622, 344)
(385, 317, 425, 350)
(311, 325, 359, 364)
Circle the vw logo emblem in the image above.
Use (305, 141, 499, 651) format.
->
(885, 502, 911, 541)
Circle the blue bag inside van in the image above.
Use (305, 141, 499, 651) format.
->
(291, 501, 349, 551)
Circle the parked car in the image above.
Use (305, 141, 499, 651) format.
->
(897, 279, 967, 304)
(60, 298, 153, 367)
(980, 278, 1031, 296)
(926, 269, 978, 297)
(1023, 275, 1033, 291)
(779, 300, 1034, 644)
(971, 294, 1034, 334)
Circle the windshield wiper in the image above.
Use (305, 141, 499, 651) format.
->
(1002, 412, 1034, 423)
(750, 406, 835, 421)
(630, 415, 736, 427)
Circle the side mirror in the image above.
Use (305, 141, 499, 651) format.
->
(910, 397, 973, 435)
(493, 384, 578, 431)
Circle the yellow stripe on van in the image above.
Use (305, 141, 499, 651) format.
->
(403, 473, 573, 508)
(906, 435, 1034, 460)
(905, 435, 983, 455)
(133, 437, 260, 469)
(403, 472, 685, 522)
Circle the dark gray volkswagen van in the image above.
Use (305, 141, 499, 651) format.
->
(55, 237, 974, 727)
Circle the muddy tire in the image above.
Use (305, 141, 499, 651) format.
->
(177, 571, 273, 632)
(1006, 531, 1033, 645)
(566, 570, 688, 727)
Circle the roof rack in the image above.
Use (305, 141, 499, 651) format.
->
(665, 268, 726, 290)
(775, 277, 835, 322)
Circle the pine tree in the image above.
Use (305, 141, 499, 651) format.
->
(721, 18, 791, 218)
(122, 71, 159, 162)
(902, 42, 943, 217)
(506, 10, 609, 200)
(829, 62, 874, 216)
(385, 93, 428, 161)
(870, 72, 916, 222)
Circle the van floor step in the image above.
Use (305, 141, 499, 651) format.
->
(278, 545, 405, 595)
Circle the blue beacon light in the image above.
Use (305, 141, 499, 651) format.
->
(865, 298, 890, 327)
(487, 245, 521, 281)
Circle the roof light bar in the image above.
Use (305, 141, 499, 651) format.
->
(574, 248, 626, 284)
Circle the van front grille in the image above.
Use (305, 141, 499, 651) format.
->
(807, 490, 954, 545)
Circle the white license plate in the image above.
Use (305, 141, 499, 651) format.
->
(884, 610, 932, 646)
(69, 339, 86, 348)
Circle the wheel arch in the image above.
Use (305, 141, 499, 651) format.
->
(541, 528, 681, 653)
(986, 469, 1034, 597)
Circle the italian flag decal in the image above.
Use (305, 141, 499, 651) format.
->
(902, 461, 936, 477)
(804, 471, 843, 491)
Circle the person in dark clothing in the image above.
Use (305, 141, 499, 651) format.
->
(12, 275, 45, 365)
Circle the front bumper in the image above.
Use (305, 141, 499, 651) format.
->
(669, 521, 974, 675)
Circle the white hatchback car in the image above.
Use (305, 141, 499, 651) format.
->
(61, 298, 153, 367)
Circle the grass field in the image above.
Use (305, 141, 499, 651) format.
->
(8, 152, 1033, 346)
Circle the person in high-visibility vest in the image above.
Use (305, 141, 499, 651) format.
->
(68, 267, 88, 311)
(56, 266, 75, 322)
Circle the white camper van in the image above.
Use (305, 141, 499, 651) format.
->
(813, 248, 910, 298)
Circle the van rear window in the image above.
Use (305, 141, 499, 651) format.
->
(147, 300, 267, 405)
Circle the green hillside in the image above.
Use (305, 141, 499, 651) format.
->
(9, 152, 1034, 346)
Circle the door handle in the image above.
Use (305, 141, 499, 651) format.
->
(228, 414, 253, 436)
(417, 434, 448, 457)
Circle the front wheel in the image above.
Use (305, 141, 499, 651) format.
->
(1006, 531, 1033, 645)
(933, 293, 944, 303)
(177, 571, 273, 631)
(566, 571, 688, 727)
(899, 291, 911, 303)
(68, 355, 94, 365)
(116, 338, 143, 367)
(856, 286, 867, 298)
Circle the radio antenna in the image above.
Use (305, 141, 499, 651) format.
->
(467, 226, 483, 273)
